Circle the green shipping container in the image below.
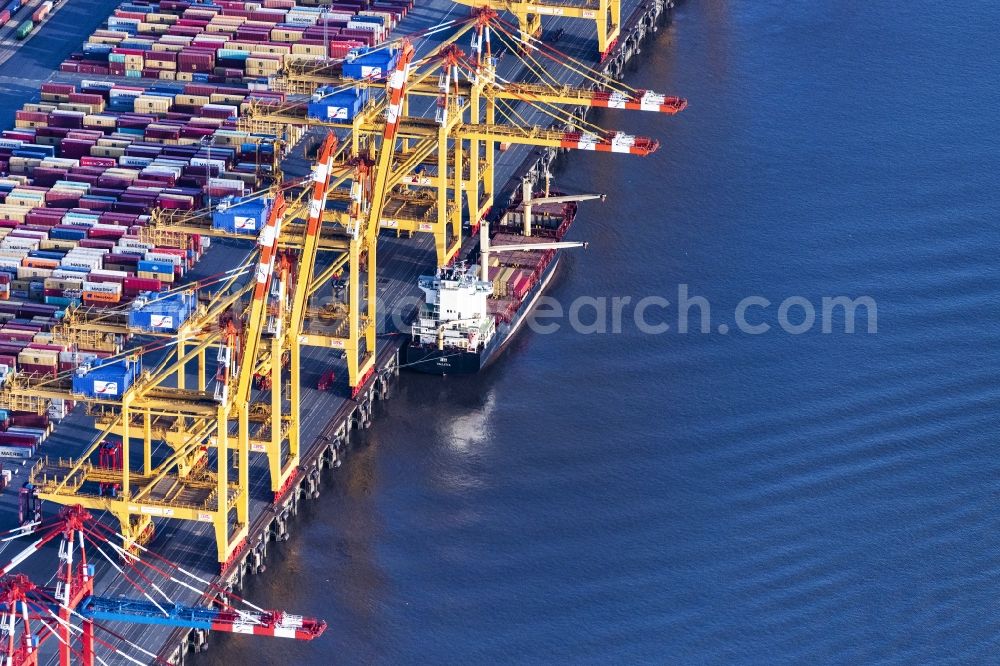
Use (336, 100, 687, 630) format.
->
(16, 20, 34, 40)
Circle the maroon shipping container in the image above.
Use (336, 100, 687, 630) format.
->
(99, 213, 138, 225)
(87, 227, 127, 240)
(123, 276, 162, 295)
(86, 273, 125, 285)
(16, 363, 56, 377)
(45, 191, 82, 207)
(42, 83, 75, 95)
(105, 253, 140, 265)
(77, 241, 113, 253)
(26, 211, 64, 226)
(11, 414, 49, 429)
(0, 433, 37, 447)
(60, 140, 95, 159)
(68, 93, 105, 106)
(37, 126, 70, 139)
(25, 341, 60, 350)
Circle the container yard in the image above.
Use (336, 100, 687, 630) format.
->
(0, 0, 681, 662)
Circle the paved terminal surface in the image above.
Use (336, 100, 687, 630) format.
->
(0, 0, 652, 661)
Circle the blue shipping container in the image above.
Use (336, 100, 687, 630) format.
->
(211, 196, 270, 234)
(127, 291, 196, 332)
(342, 48, 399, 79)
(71, 359, 141, 399)
(50, 227, 88, 240)
(137, 260, 175, 274)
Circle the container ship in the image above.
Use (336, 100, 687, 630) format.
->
(404, 183, 596, 374)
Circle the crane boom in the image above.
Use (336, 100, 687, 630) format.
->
(234, 194, 287, 405)
(78, 596, 326, 641)
(289, 133, 339, 340)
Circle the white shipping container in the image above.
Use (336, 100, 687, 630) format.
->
(82, 281, 122, 295)
(0, 446, 35, 459)
(90, 223, 126, 234)
(144, 251, 181, 265)
(89, 269, 128, 280)
(60, 351, 100, 365)
(119, 155, 154, 168)
(52, 269, 89, 280)
(208, 177, 244, 190)
(47, 397, 68, 421)
(8, 230, 47, 240)
(2, 238, 40, 250)
(109, 88, 144, 99)
(66, 247, 110, 256)
(190, 157, 227, 171)
(117, 239, 154, 252)
(60, 257, 102, 271)
(347, 21, 382, 34)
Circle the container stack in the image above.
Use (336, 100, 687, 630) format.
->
(4, 80, 282, 211)
(0, 411, 56, 459)
(485, 233, 559, 324)
(62, 0, 415, 83)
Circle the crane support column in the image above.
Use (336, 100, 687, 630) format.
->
(436, 125, 449, 265)
(237, 403, 249, 527)
(452, 134, 464, 243)
(214, 404, 231, 564)
(198, 347, 207, 391)
(121, 396, 131, 500)
(176, 333, 186, 390)
(143, 410, 152, 475)
(347, 239, 361, 384)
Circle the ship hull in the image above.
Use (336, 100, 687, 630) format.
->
(403, 256, 560, 375)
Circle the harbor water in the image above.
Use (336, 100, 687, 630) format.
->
(198, 0, 997, 663)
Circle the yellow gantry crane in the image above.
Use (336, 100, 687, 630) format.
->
(10, 14, 684, 567)
(16, 219, 282, 566)
(245, 9, 684, 268)
(455, 0, 621, 57)
(18, 128, 402, 567)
